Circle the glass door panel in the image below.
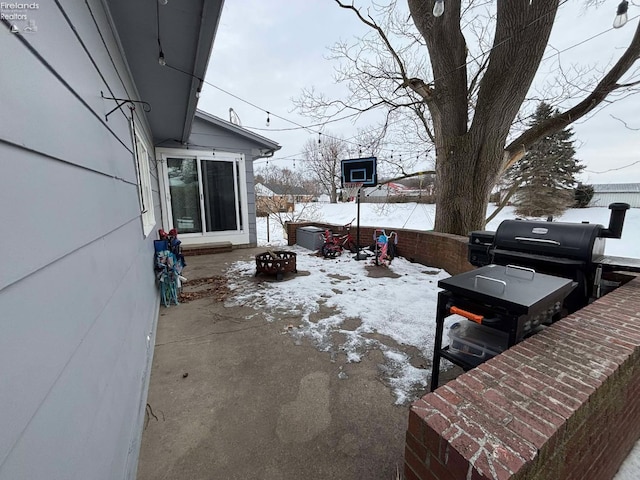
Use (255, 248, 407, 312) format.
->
(167, 157, 202, 234)
(201, 160, 238, 232)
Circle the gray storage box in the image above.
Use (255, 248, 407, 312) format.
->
(296, 226, 325, 251)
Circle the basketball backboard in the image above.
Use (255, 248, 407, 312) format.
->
(341, 157, 377, 187)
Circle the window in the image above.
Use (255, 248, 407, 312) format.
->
(133, 129, 156, 237)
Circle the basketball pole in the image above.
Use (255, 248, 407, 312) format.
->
(355, 186, 366, 261)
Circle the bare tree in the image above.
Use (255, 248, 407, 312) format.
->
(254, 165, 321, 232)
(302, 134, 347, 203)
(298, 0, 640, 235)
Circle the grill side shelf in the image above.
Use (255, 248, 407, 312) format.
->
(594, 255, 640, 273)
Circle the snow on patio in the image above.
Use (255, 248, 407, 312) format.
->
(225, 247, 458, 404)
(225, 203, 639, 406)
(234, 202, 640, 476)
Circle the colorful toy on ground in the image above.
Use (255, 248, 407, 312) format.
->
(373, 229, 398, 266)
(154, 229, 186, 306)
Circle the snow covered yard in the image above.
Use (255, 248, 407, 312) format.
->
(258, 202, 640, 258)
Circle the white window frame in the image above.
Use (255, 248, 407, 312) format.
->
(133, 128, 156, 237)
(156, 148, 250, 246)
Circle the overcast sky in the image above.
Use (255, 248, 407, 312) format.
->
(197, 0, 639, 185)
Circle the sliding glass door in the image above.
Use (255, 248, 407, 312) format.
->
(165, 156, 244, 236)
(167, 157, 202, 234)
(201, 159, 238, 232)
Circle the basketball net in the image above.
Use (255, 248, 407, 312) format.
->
(343, 182, 363, 202)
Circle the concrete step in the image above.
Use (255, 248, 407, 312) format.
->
(182, 242, 233, 256)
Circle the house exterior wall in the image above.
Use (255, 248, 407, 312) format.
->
(589, 193, 640, 208)
(0, 2, 160, 479)
(189, 117, 268, 246)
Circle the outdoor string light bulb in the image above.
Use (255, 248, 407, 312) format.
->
(158, 51, 166, 66)
(613, 1, 628, 28)
(266, 111, 270, 127)
(158, 0, 168, 5)
(433, 0, 445, 18)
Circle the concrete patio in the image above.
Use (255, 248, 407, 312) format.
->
(136, 249, 462, 480)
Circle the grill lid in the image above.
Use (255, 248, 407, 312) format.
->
(494, 219, 603, 261)
(438, 264, 576, 315)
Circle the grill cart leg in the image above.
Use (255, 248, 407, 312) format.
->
(430, 291, 449, 392)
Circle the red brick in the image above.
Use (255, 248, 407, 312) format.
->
(438, 385, 464, 406)
(403, 462, 421, 480)
(449, 378, 489, 406)
(449, 430, 482, 461)
(456, 371, 489, 392)
(444, 438, 477, 479)
(471, 449, 513, 480)
(581, 323, 637, 350)
(405, 443, 431, 480)
(428, 451, 456, 480)
(505, 416, 548, 449)
(424, 415, 448, 458)
(476, 420, 536, 464)
(542, 384, 583, 412)
(406, 431, 428, 462)
(470, 465, 493, 480)
(482, 388, 555, 437)
(408, 409, 425, 442)
(532, 392, 574, 419)
(423, 392, 461, 419)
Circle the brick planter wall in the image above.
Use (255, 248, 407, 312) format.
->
(405, 276, 640, 480)
(286, 222, 473, 275)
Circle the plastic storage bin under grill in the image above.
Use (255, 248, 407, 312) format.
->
(448, 320, 509, 368)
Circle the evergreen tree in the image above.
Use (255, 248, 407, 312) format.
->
(506, 102, 584, 218)
(574, 183, 595, 208)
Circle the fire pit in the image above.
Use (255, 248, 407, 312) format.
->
(255, 251, 297, 281)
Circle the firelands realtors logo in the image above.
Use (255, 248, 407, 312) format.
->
(1, 2, 39, 33)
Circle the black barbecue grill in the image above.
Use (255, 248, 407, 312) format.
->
(430, 265, 576, 390)
(430, 202, 638, 391)
(469, 202, 635, 313)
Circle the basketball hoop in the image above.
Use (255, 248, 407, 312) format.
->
(343, 182, 363, 202)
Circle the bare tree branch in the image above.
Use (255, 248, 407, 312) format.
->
(610, 113, 640, 130)
(335, 1, 410, 85)
(504, 20, 640, 171)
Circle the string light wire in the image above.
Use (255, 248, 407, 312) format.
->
(161, 5, 638, 166)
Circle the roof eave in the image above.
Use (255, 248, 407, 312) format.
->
(181, 2, 225, 143)
(194, 109, 281, 152)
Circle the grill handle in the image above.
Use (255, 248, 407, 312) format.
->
(514, 236, 561, 246)
(506, 264, 536, 280)
(474, 275, 506, 293)
(450, 306, 484, 324)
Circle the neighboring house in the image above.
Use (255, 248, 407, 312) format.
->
(589, 183, 640, 208)
(0, 2, 277, 479)
(361, 182, 429, 202)
(316, 193, 331, 203)
(255, 182, 313, 213)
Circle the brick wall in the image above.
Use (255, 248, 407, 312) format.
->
(405, 276, 640, 480)
(286, 222, 474, 275)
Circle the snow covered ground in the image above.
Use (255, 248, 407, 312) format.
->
(229, 202, 638, 477)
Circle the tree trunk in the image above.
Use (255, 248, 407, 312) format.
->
(434, 131, 504, 234)
(409, 0, 559, 235)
